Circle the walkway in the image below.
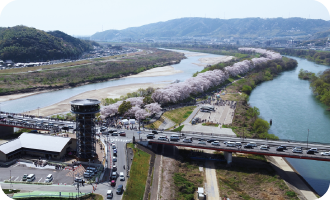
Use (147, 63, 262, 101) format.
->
(205, 161, 220, 200)
(158, 116, 175, 130)
(183, 107, 200, 125)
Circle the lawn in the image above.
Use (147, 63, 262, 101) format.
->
(163, 106, 196, 125)
(123, 144, 151, 200)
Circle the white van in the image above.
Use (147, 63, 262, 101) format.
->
(27, 174, 35, 182)
(170, 135, 180, 141)
(226, 142, 236, 147)
(119, 172, 125, 181)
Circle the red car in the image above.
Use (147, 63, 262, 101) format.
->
(111, 180, 116, 186)
(119, 131, 126, 136)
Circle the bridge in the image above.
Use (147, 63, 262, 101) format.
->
(0, 112, 75, 135)
(146, 135, 330, 163)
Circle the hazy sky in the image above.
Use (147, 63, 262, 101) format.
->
(0, 0, 329, 36)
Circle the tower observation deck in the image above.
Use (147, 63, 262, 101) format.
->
(71, 99, 100, 160)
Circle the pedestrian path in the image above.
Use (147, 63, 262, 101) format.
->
(109, 139, 132, 143)
(205, 161, 220, 200)
(66, 165, 85, 178)
(158, 116, 175, 130)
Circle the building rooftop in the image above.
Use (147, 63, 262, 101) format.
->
(0, 133, 71, 154)
(70, 99, 100, 106)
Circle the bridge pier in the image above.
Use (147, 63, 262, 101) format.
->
(224, 151, 232, 164)
(0, 125, 14, 136)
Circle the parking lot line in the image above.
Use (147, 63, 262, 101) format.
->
(38, 178, 42, 182)
(14, 177, 19, 181)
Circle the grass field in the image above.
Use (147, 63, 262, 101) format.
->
(163, 106, 196, 125)
(123, 144, 151, 200)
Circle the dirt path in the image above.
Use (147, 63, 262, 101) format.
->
(205, 161, 220, 200)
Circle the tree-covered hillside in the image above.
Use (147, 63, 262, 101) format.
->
(0, 26, 96, 62)
(91, 17, 330, 40)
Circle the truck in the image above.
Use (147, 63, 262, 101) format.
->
(197, 187, 206, 200)
(201, 105, 214, 111)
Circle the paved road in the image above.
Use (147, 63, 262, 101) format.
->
(205, 161, 220, 200)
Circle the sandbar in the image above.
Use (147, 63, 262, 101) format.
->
(127, 66, 183, 78)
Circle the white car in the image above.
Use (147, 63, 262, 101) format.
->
(119, 172, 125, 181)
(259, 145, 268, 150)
(45, 174, 53, 183)
(198, 141, 206, 145)
(321, 152, 330, 156)
(211, 141, 220, 146)
(158, 136, 167, 141)
(292, 148, 303, 153)
(183, 138, 192, 143)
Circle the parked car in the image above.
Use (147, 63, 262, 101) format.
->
(113, 149, 117, 154)
(211, 141, 220, 146)
(45, 174, 53, 183)
(112, 165, 117, 171)
(112, 145, 116, 149)
(113, 157, 117, 162)
(110, 180, 116, 186)
(111, 172, 117, 180)
(22, 174, 28, 181)
(119, 131, 126, 136)
(74, 177, 83, 183)
(116, 185, 124, 194)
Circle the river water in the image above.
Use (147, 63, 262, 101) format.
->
(1, 50, 221, 113)
(2, 50, 329, 195)
(249, 56, 330, 195)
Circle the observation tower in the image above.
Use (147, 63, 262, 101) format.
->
(71, 99, 100, 160)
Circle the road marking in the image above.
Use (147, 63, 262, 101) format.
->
(38, 178, 42, 182)
(14, 177, 19, 181)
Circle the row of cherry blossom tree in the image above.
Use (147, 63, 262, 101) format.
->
(100, 97, 162, 122)
(152, 48, 282, 104)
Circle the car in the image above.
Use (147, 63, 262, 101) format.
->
(112, 132, 118, 136)
(279, 145, 287, 150)
(292, 148, 303, 153)
(244, 144, 254, 149)
(247, 142, 257, 147)
(183, 137, 193, 143)
(226, 142, 236, 147)
(207, 139, 217, 143)
(170, 135, 180, 141)
(45, 174, 53, 183)
(112, 145, 116, 149)
(235, 142, 242, 147)
(86, 167, 97, 173)
(113, 157, 117, 162)
(309, 148, 318, 153)
(111, 172, 117, 180)
(158, 136, 167, 141)
(83, 170, 93, 178)
(119, 131, 126, 136)
(68, 125, 74, 129)
(74, 177, 83, 183)
(147, 134, 155, 139)
(198, 138, 205, 141)
(321, 152, 330, 156)
(259, 145, 268, 150)
(211, 141, 220, 146)
(62, 126, 69, 130)
(22, 174, 28, 181)
(152, 130, 158, 134)
(276, 146, 285, 151)
(307, 150, 315, 154)
(113, 149, 117, 154)
(29, 130, 38, 133)
(110, 180, 116, 186)
(119, 172, 125, 181)
(107, 190, 113, 199)
(198, 141, 206, 145)
(112, 165, 117, 171)
(116, 185, 124, 194)
(100, 126, 107, 131)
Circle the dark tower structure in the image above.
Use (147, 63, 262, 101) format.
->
(71, 99, 100, 160)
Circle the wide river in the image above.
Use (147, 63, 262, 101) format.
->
(1, 50, 329, 195)
(249, 56, 330, 195)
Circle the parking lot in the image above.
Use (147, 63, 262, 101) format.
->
(0, 165, 75, 185)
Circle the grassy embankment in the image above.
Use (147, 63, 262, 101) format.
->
(146, 106, 195, 130)
(123, 143, 151, 200)
(0, 49, 185, 95)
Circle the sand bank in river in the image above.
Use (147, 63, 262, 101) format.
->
(193, 56, 234, 67)
(127, 66, 183, 78)
(25, 82, 169, 117)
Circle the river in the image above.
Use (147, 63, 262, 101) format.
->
(249, 56, 330, 195)
(1, 50, 329, 195)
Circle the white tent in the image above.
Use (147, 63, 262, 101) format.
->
(129, 119, 136, 124)
(121, 119, 129, 125)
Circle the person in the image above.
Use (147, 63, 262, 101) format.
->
(123, 165, 125, 169)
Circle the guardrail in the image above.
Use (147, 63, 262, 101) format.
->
(13, 192, 91, 199)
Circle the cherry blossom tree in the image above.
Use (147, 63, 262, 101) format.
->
(145, 103, 162, 115)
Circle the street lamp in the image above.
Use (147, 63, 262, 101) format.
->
(38, 107, 40, 116)
(307, 129, 309, 149)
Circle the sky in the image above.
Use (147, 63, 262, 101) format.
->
(0, 0, 329, 36)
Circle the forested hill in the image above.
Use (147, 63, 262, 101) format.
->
(91, 17, 330, 40)
(0, 26, 97, 62)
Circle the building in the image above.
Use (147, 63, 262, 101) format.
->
(0, 133, 76, 162)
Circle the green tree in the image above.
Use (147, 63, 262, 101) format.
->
(118, 101, 132, 115)
(241, 85, 252, 95)
(253, 118, 270, 134)
(143, 96, 154, 104)
(247, 106, 260, 121)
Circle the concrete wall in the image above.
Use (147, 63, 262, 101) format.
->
(0, 151, 7, 162)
